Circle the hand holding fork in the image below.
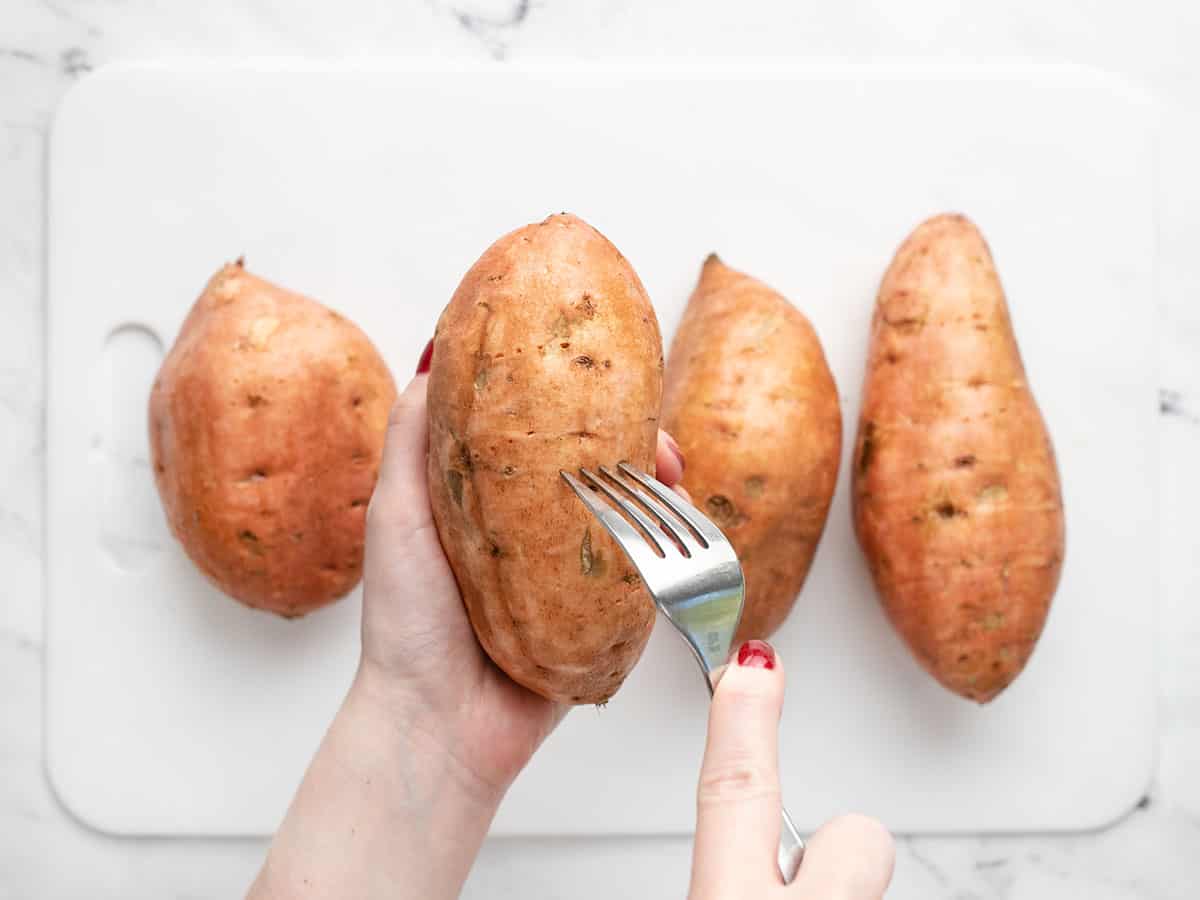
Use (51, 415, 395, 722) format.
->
(563, 462, 894, 896)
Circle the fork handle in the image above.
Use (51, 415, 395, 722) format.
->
(778, 808, 805, 883)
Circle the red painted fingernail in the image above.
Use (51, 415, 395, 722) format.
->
(415, 338, 434, 375)
(666, 434, 685, 473)
(736, 639, 776, 670)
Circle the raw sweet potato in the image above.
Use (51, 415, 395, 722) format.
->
(149, 261, 396, 617)
(662, 255, 842, 643)
(852, 214, 1065, 703)
(427, 213, 663, 705)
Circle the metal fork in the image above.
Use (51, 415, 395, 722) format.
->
(561, 462, 805, 884)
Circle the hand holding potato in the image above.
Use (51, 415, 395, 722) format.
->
(250, 355, 686, 899)
(361, 364, 686, 794)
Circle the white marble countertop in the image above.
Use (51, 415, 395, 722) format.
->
(3, 1, 1199, 897)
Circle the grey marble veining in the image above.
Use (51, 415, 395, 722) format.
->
(445, 0, 531, 58)
(2, 1, 1199, 897)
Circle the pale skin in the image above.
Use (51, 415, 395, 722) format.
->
(248, 372, 895, 900)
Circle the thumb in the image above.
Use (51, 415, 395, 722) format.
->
(690, 640, 787, 895)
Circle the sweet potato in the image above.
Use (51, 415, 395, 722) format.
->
(852, 214, 1065, 703)
(149, 261, 396, 617)
(662, 255, 842, 643)
(427, 213, 663, 705)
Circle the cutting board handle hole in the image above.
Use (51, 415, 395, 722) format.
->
(97, 323, 168, 573)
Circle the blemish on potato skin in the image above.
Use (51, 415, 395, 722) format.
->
(978, 484, 1008, 502)
(551, 313, 571, 339)
(884, 313, 926, 334)
(238, 529, 265, 555)
(706, 495, 746, 527)
(446, 470, 464, 507)
(934, 501, 959, 519)
(858, 422, 877, 474)
(242, 316, 280, 350)
(580, 528, 607, 577)
(580, 529, 594, 575)
(744, 476, 765, 497)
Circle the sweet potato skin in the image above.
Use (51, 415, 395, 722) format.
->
(427, 214, 662, 705)
(149, 261, 397, 616)
(852, 214, 1065, 703)
(662, 256, 842, 643)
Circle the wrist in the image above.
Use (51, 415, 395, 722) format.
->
(255, 666, 505, 900)
(349, 660, 510, 812)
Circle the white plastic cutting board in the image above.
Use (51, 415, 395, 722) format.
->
(46, 62, 1158, 837)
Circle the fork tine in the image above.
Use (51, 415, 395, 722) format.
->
(579, 468, 667, 557)
(599, 465, 705, 554)
(616, 462, 722, 547)
(560, 471, 661, 570)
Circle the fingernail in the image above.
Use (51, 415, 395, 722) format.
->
(666, 434, 685, 473)
(736, 639, 776, 670)
(415, 338, 434, 375)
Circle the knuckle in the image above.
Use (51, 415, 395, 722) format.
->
(386, 396, 414, 431)
(364, 491, 388, 531)
(364, 476, 418, 537)
(697, 758, 780, 807)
